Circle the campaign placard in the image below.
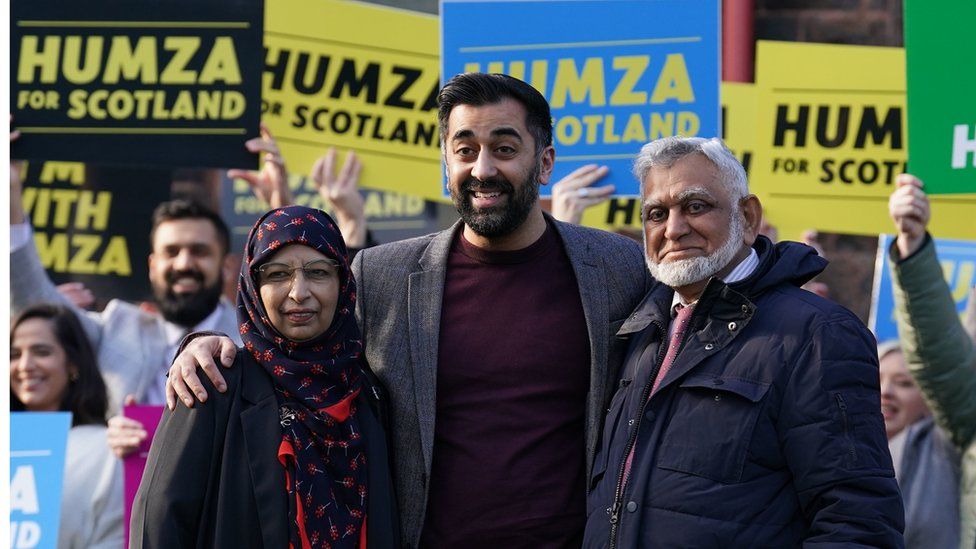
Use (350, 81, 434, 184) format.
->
(10, 0, 264, 169)
(10, 412, 73, 549)
(904, 0, 976, 195)
(752, 41, 976, 241)
(442, 0, 720, 198)
(220, 172, 448, 251)
(580, 81, 754, 231)
(720, 82, 757, 179)
(261, 0, 443, 200)
(870, 234, 976, 342)
(123, 405, 164, 549)
(19, 161, 171, 305)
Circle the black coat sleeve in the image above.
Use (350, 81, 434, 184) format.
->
(129, 366, 234, 548)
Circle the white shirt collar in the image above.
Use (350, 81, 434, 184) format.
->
(670, 248, 760, 313)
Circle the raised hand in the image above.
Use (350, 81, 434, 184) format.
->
(312, 148, 366, 247)
(228, 122, 294, 208)
(888, 174, 930, 258)
(550, 164, 614, 225)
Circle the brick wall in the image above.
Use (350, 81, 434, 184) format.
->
(755, 0, 903, 46)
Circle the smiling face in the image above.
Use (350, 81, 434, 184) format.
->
(641, 153, 760, 300)
(149, 218, 227, 327)
(10, 318, 73, 412)
(258, 244, 340, 343)
(444, 98, 554, 245)
(880, 350, 930, 439)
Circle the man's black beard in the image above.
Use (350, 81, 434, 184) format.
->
(154, 271, 224, 328)
(451, 163, 540, 239)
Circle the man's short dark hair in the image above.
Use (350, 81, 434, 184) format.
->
(149, 199, 231, 255)
(437, 73, 553, 154)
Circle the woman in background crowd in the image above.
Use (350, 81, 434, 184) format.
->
(11, 303, 124, 549)
(880, 340, 960, 548)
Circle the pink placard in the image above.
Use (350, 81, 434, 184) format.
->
(122, 404, 164, 548)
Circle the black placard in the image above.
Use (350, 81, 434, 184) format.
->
(20, 161, 172, 305)
(10, 0, 264, 169)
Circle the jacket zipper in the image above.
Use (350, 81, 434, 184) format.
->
(834, 393, 857, 464)
(608, 320, 667, 549)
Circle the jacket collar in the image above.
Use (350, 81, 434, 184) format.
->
(418, 218, 462, 272)
(618, 237, 785, 337)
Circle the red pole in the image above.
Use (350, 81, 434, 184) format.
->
(722, 0, 755, 82)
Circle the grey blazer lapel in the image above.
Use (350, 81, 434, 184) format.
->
(407, 222, 456, 473)
(553, 219, 610, 475)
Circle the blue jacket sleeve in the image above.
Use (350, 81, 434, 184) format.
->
(778, 315, 905, 547)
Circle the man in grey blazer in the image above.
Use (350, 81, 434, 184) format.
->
(10, 193, 242, 457)
(170, 73, 650, 547)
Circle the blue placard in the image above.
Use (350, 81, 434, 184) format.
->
(10, 412, 72, 549)
(441, 0, 720, 197)
(870, 235, 976, 343)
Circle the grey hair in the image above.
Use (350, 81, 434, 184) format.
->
(632, 136, 748, 199)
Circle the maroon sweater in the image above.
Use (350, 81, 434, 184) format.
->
(419, 223, 591, 548)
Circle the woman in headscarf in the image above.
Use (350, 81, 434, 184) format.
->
(131, 206, 398, 549)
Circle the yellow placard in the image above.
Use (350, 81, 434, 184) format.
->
(752, 41, 976, 240)
(720, 82, 757, 178)
(262, 0, 444, 200)
(578, 82, 757, 231)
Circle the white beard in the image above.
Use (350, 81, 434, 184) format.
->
(646, 208, 745, 289)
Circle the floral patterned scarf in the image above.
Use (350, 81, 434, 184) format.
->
(238, 206, 367, 549)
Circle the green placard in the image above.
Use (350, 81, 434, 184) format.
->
(905, 0, 976, 194)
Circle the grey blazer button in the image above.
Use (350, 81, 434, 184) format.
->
(626, 501, 638, 512)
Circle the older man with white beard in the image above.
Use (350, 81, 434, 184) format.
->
(584, 137, 904, 548)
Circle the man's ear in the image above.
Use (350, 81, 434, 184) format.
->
(740, 194, 763, 246)
(537, 146, 556, 186)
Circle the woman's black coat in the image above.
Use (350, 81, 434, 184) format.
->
(130, 350, 399, 548)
